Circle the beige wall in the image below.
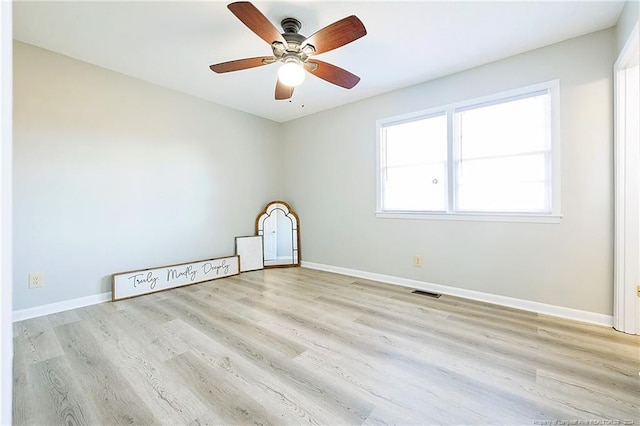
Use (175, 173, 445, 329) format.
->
(13, 41, 281, 310)
(281, 29, 616, 315)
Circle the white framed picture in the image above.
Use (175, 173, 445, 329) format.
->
(235, 235, 264, 272)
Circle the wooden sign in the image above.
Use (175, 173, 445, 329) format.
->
(112, 255, 240, 301)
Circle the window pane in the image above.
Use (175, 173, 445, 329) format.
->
(457, 94, 549, 159)
(458, 154, 546, 184)
(385, 163, 446, 211)
(457, 181, 547, 212)
(457, 154, 548, 212)
(454, 92, 551, 213)
(384, 115, 447, 167)
(382, 114, 447, 211)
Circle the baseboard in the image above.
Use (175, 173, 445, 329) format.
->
(301, 261, 614, 328)
(13, 292, 112, 322)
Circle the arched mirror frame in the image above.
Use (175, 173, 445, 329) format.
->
(255, 201, 301, 268)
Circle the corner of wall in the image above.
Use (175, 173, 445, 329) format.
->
(616, 1, 640, 56)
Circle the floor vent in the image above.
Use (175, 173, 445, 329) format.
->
(411, 290, 441, 298)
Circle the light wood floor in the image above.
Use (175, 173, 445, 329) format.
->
(13, 267, 640, 425)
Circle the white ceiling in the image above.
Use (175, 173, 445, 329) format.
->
(13, 1, 625, 123)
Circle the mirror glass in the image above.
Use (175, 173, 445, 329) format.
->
(256, 201, 300, 267)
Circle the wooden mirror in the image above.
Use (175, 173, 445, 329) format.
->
(256, 201, 300, 268)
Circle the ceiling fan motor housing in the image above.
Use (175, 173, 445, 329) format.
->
(281, 18, 301, 34)
(280, 18, 306, 47)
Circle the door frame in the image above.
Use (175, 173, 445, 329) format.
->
(0, 0, 13, 422)
(614, 22, 640, 335)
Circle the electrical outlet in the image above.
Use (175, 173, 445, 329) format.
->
(28, 273, 43, 289)
(413, 256, 423, 268)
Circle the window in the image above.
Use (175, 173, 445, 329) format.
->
(383, 113, 447, 211)
(377, 81, 561, 222)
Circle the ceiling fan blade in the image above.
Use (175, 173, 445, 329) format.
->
(305, 60, 360, 89)
(302, 15, 366, 55)
(210, 56, 275, 73)
(228, 2, 287, 47)
(275, 80, 294, 100)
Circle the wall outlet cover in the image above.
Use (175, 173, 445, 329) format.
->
(28, 273, 44, 289)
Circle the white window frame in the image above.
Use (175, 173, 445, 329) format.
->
(376, 80, 562, 223)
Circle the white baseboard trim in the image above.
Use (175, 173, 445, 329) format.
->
(13, 292, 112, 322)
(302, 261, 613, 328)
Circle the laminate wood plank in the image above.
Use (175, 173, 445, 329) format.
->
(351, 310, 538, 378)
(170, 287, 308, 359)
(321, 285, 451, 321)
(187, 276, 269, 301)
(537, 324, 640, 360)
(13, 318, 63, 365)
(184, 290, 356, 362)
(292, 346, 485, 424)
(202, 281, 360, 328)
(26, 356, 96, 425)
(53, 321, 158, 424)
(79, 307, 212, 424)
(167, 350, 289, 426)
(390, 291, 540, 333)
(235, 288, 376, 330)
(46, 309, 82, 328)
(223, 273, 279, 291)
(108, 307, 190, 361)
(206, 278, 322, 310)
(535, 368, 640, 419)
(13, 316, 51, 338)
(11, 338, 30, 424)
(164, 318, 330, 425)
(121, 293, 177, 325)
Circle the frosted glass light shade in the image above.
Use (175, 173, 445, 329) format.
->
(278, 62, 305, 87)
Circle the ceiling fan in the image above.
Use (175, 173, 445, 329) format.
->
(210, 1, 367, 100)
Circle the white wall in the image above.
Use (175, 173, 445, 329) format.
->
(13, 42, 281, 311)
(281, 29, 616, 316)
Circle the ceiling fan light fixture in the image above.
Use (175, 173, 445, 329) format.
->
(278, 60, 305, 87)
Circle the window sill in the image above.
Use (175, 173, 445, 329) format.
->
(375, 211, 563, 223)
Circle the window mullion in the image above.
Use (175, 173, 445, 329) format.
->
(544, 95, 553, 213)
